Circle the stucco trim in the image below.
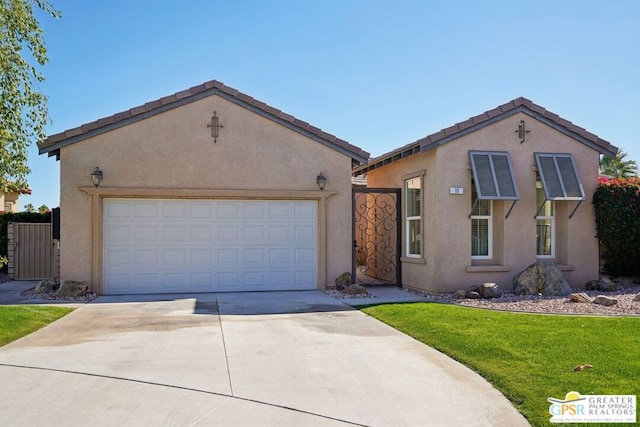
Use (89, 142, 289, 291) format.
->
(465, 265, 511, 273)
(78, 186, 336, 294)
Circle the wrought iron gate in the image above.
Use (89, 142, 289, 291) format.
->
(352, 189, 401, 286)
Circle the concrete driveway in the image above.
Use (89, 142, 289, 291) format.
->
(0, 290, 529, 426)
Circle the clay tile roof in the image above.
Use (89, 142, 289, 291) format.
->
(39, 79, 369, 163)
(353, 96, 618, 176)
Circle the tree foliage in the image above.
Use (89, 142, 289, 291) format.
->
(593, 177, 640, 276)
(0, 0, 60, 191)
(599, 150, 638, 178)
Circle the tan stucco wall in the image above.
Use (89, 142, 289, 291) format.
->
(368, 112, 600, 292)
(59, 94, 354, 292)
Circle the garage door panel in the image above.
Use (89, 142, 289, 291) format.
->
(216, 248, 238, 265)
(163, 225, 188, 242)
(243, 225, 264, 241)
(163, 248, 186, 265)
(103, 199, 317, 294)
(163, 201, 188, 218)
(134, 201, 160, 218)
(104, 225, 131, 243)
(104, 249, 131, 268)
(190, 225, 212, 241)
(134, 225, 159, 242)
(134, 249, 158, 266)
(294, 225, 315, 241)
(218, 225, 239, 241)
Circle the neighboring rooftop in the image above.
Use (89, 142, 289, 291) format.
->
(353, 97, 618, 175)
(39, 79, 369, 164)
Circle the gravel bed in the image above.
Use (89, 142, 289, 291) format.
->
(409, 284, 640, 316)
(21, 288, 98, 303)
(324, 289, 375, 299)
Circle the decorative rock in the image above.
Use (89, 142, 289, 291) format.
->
(455, 289, 467, 298)
(56, 280, 88, 298)
(512, 261, 572, 296)
(597, 278, 618, 292)
(585, 280, 599, 291)
(569, 293, 593, 304)
(465, 291, 480, 299)
(634, 294, 640, 302)
(593, 295, 618, 306)
(35, 278, 58, 294)
(479, 282, 501, 299)
(468, 284, 481, 293)
(343, 284, 368, 296)
(334, 272, 352, 291)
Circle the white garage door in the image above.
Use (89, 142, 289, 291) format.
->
(103, 199, 318, 294)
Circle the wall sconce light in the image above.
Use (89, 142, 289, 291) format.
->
(91, 167, 103, 187)
(316, 173, 327, 191)
(207, 111, 224, 143)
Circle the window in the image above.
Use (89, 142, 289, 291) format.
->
(468, 151, 517, 259)
(405, 176, 421, 257)
(534, 153, 584, 200)
(471, 184, 492, 258)
(536, 181, 555, 257)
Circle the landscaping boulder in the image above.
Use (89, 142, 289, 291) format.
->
(593, 295, 618, 306)
(585, 280, 599, 291)
(465, 291, 480, 299)
(56, 280, 88, 298)
(634, 294, 640, 302)
(343, 284, 368, 296)
(455, 289, 467, 298)
(478, 282, 501, 299)
(334, 272, 352, 291)
(513, 261, 572, 296)
(597, 278, 618, 292)
(35, 278, 58, 294)
(569, 293, 592, 304)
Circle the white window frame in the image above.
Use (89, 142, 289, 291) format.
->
(536, 181, 555, 258)
(404, 176, 422, 258)
(470, 186, 492, 259)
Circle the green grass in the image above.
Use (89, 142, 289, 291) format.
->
(361, 302, 640, 426)
(0, 305, 74, 347)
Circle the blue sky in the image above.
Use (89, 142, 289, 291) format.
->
(25, 0, 640, 209)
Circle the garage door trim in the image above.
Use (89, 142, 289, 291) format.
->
(80, 187, 336, 294)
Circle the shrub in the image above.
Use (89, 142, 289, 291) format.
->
(593, 177, 640, 276)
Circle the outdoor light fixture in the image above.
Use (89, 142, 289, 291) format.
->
(316, 173, 327, 191)
(91, 167, 103, 187)
(207, 111, 224, 142)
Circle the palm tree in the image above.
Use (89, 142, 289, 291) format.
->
(600, 150, 638, 178)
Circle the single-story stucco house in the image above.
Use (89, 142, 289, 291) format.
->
(353, 97, 618, 293)
(38, 79, 368, 295)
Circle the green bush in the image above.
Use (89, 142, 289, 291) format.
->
(593, 177, 640, 276)
(0, 212, 51, 272)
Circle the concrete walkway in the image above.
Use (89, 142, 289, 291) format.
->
(0, 285, 529, 426)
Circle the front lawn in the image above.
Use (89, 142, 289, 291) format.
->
(361, 302, 639, 426)
(0, 305, 74, 347)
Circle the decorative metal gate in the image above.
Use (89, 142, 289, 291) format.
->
(352, 189, 401, 286)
